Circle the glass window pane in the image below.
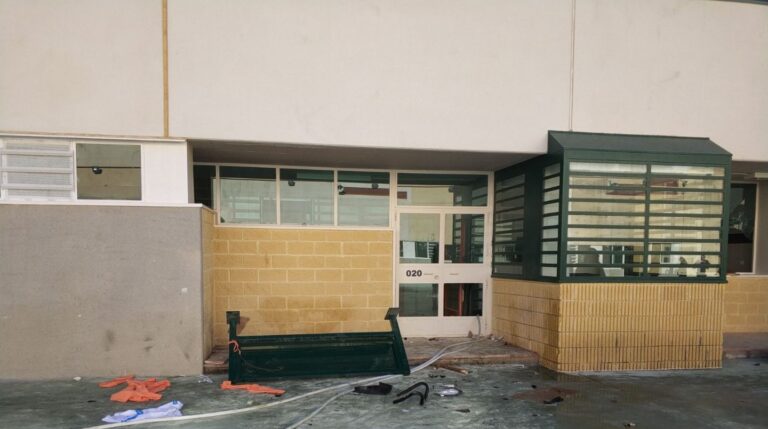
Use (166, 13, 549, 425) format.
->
(542, 241, 558, 252)
(570, 162, 646, 174)
(650, 203, 722, 215)
(649, 177, 723, 189)
(495, 220, 524, 233)
(193, 165, 216, 208)
(570, 175, 645, 187)
(648, 241, 720, 253)
(569, 201, 646, 213)
(445, 214, 484, 263)
(497, 175, 524, 188)
(650, 165, 724, 176)
(543, 189, 560, 202)
(649, 216, 721, 228)
(544, 163, 561, 177)
(337, 171, 390, 227)
(496, 186, 524, 201)
(541, 266, 557, 277)
(493, 243, 523, 263)
(400, 213, 439, 264)
(543, 202, 559, 214)
(569, 214, 645, 227)
(542, 228, 558, 239)
(543, 215, 559, 227)
(399, 283, 438, 316)
(280, 169, 333, 225)
(495, 208, 524, 222)
(76, 144, 141, 200)
(444, 283, 482, 316)
(650, 190, 722, 202)
(728, 184, 756, 273)
(568, 241, 643, 252)
(648, 229, 720, 240)
(543, 176, 560, 189)
(398, 173, 488, 206)
(220, 167, 277, 224)
(566, 265, 644, 277)
(570, 187, 645, 200)
(495, 196, 524, 210)
(568, 227, 645, 239)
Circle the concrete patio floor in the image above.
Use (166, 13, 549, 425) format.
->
(1, 358, 767, 429)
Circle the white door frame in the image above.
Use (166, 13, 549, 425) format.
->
(394, 204, 493, 337)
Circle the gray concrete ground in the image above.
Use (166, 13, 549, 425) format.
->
(1, 359, 766, 429)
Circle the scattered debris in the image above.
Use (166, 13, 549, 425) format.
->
(101, 400, 183, 423)
(98, 375, 171, 403)
(73, 376, 82, 382)
(543, 396, 564, 405)
(353, 382, 393, 395)
(531, 384, 537, 389)
(220, 380, 284, 396)
(435, 384, 463, 397)
(393, 382, 429, 406)
(754, 363, 761, 366)
(624, 423, 636, 428)
(455, 408, 471, 413)
(197, 375, 214, 384)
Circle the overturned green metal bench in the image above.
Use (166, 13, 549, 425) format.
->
(226, 307, 410, 382)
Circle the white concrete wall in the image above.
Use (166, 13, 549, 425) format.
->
(142, 142, 191, 204)
(572, 0, 768, 162)
(1, 0, 767, 162)
(0, 0, 163, 136)
(168, 0, 573, 153)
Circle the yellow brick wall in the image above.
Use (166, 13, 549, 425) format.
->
(211, 227, 394, 345)
(558, 282, 723, 371)
(492, 279, 724, 372)
(201, 209, 215, 357)
(723, 276, 768, 332)
(492, 279, 561, 369)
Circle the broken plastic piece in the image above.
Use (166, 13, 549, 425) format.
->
(543, 396, 564, 405)
(353, 382, 393, 395)
(435, 384, 463, 397)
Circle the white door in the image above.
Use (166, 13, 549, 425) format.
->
(395, 208, 491, 337)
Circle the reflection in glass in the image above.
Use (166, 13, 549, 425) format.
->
(570, 187, 645, 200)
(650, 203, 722, 215)
(728, 184, 756, 273)
(569, 215, 645, 226)
(570, 201, 645, 213)
(570, 175, 645, 187)
(650, 165, 724, 176)
(219, 167, 277, 224)
(649, 177, 723, 189)
(649, 216, 721, 228)
(338, 171, 390, 226)
(399, 283, 438, 317)
(400, 213, 439, 264)
(280, 169, 333, 225)
(76, 144, 141, 200)
(445, 214, 484, 263)
(650, 190, 722, 202)
(570, 162, 646, 174)
(398, 173, 488, 206)
(444, 284, 483, 316)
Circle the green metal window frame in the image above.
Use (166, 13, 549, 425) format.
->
(492, 131, 732, 284)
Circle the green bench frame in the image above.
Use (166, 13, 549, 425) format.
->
(227, 307, 410, 382)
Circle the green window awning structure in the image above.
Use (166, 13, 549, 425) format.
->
(492, 131, 732, 283)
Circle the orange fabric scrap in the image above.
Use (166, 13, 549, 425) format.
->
(220, 380, 285, 396)
(99, 375, 172, 403)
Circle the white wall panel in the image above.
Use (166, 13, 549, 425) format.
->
(168, 0, 573, 153)
(572, 0, 768, 161)
(0, 0, 164, 136)
(142, 142, 191, 203)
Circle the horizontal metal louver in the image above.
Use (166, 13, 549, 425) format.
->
(1, 139, 75, 200)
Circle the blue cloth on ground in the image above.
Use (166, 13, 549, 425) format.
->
(101, 400, 183, 423)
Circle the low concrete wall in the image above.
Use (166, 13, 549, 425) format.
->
(0, 204, 204, 379)
(724, 275, 768, 332)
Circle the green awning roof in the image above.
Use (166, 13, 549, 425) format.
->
(548, 131, 731, 158)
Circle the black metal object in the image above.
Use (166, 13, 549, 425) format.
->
(227, 307, 410, 382)
(393, 382, 429, 406)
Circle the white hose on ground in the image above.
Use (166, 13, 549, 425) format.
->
(83, 338, 487, 429)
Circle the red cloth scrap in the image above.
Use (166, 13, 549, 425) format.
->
(98, 375, 172, 403)
(221, 380, 285, 396)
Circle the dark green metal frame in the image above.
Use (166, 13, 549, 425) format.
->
(227, 308, 410, 382)
(492, 131, 732, 284)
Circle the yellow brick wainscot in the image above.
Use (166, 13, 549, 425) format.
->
(492, 279, 724, 372)
(210, 227, 394, 345)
